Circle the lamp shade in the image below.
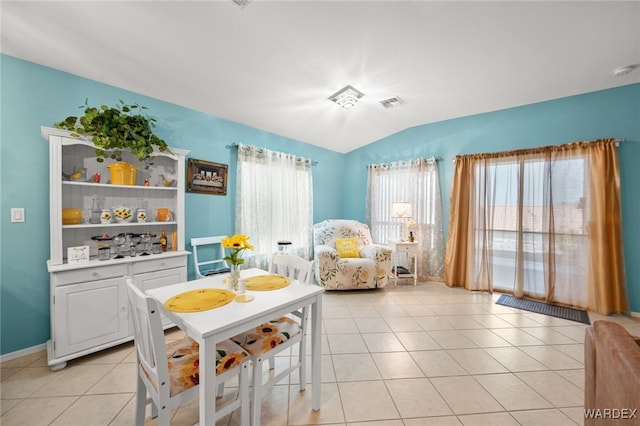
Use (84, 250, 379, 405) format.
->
(391, 202, 412, 219)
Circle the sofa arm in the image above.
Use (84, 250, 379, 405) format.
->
(362, 244, 393, 287)
(314, 244, 340, 286)
(315, 244, 339, 268)
(584, 320, 640, 425)
(362, 244, 392, 263)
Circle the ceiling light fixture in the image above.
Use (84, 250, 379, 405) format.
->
(329, 85, 364, 109)
(613, 64, 638, 76)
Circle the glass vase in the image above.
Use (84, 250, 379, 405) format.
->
(229, 264, 241, 292)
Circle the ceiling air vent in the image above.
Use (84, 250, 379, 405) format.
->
(232, 0, 252, 8)
(379, 97, 405, 109)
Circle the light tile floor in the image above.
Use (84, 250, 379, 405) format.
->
(2, 281, 640, 425)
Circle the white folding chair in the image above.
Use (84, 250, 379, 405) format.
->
(231, 254, 315, 425)
(125, 276, 250, 426)
(190, 236, 230, 279)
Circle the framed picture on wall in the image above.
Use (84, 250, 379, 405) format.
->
(186, 158, 228, 195)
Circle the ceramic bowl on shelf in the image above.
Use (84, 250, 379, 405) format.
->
(112, 205, 134, 223)
(91, 234, 113, 248)
(62, 208, 83, 225)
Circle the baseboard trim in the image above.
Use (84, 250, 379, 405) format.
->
(631, 311, 640, 319)
(0, 343, 47, 363)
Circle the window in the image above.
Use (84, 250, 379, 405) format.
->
(367, 157, 445, 281)
(235, 144, 313, 268)
(475, 156, 589, 305)
(445, 139, 627, 314)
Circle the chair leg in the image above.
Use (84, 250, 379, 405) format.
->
(157, 406, 171, 426)
(239, 363, 250, 426)
(135, 376, 147, 425)
(217, 382, 225, 398)
(251, 357, 264, 425)
(150, 400, 158, 420)
(299, 336, 307, 391)
(268, 356, 275, 370)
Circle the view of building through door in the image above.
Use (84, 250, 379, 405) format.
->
(479, 157, 589, 306)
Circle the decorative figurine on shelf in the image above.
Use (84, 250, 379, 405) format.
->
(160, 174, 176, 187)
(407, 219, 417, 242)
(69, 167, 87, 182)
(144, 178, 150, 186)
(92, 172, 101, 183)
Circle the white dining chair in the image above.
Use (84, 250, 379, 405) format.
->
(231, 254, 315, 425)
(191, 235, 230, 279)
(125, 276, 250, 426)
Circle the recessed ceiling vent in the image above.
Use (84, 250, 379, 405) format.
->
(379, 96, 405, 108)
(232, 0, 252, 9)
(613, 64, 638, 76)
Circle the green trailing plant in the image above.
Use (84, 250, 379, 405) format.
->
(54, 99, 171, 168)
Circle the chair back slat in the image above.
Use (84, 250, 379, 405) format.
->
(190, 236, 229, 279)
(269, 254, 314, 284)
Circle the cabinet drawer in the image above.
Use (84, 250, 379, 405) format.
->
(54, 264, 128, 286)
(395, 245, 417, 253)
(133, 256, 186, 274)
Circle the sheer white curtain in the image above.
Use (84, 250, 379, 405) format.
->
(236, 144, 313, 269)
(367, 157, 445, 281)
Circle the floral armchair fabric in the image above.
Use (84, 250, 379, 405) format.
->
(313, 219, 392, 290)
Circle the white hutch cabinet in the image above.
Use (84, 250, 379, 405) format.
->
(43, 127, 190, 370)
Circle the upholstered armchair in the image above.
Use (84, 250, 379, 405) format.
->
(313, 219, 392, 290)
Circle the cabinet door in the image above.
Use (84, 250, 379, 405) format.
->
(53, 277, 128, 358)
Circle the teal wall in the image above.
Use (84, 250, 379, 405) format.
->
(0, 55, 344, 355)
(344, 84, 640, 313)
(1, 53, 639, 356)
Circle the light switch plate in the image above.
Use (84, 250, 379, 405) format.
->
(11, 208, 25, 223)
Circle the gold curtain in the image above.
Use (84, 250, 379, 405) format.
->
(444, 156, 475, 289)
(586, 140, 627, 314)
(444, 139, 628, 315)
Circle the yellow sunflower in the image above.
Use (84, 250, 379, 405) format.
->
(216, 352, 245, 374)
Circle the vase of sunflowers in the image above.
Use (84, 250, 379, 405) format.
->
(222, 234, 253, 292)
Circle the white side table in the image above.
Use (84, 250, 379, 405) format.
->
(388, 240, 418, 286)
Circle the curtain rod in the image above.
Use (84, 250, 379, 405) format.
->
(226, 142, 318, 165)
(367, 156, 443, 168)
(451, 138, 627, 161)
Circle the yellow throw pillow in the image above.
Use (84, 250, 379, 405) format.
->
(335, 238, 360, 258)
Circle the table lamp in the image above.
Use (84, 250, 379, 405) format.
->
(391, 202, 413, 241)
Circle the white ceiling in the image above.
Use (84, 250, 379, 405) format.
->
(2, 1, 639, 153)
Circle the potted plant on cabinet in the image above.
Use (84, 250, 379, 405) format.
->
(54, 99, 171, 169)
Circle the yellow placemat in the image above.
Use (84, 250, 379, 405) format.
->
(245, 275, 291, 291)
(164, 289, 235, 313)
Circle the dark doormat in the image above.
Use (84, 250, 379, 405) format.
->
(496, 294, 590, 325)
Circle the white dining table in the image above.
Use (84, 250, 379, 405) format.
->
(146, 268, 324, 425)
